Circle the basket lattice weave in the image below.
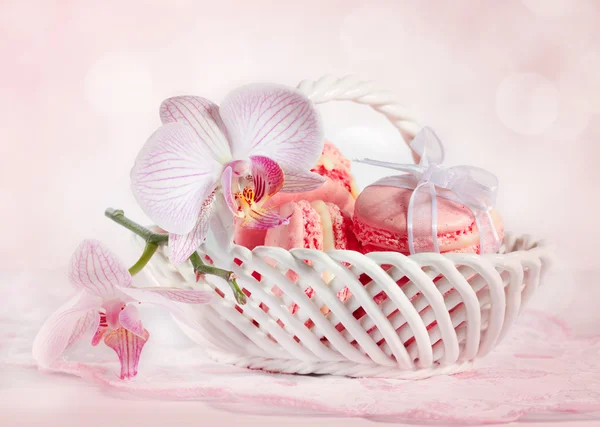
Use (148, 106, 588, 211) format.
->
(141, 76, 554, 379)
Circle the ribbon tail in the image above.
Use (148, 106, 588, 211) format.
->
(474, 209, 500, 254)
(429, 183, 440, 253)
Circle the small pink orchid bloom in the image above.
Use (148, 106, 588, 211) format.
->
(131, 84, 325, 263)
(32, 240, 212, 379)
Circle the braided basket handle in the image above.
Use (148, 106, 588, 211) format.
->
(297, 75, 423, 164)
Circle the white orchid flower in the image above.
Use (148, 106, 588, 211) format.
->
(32, 240, 212, 379)
(130, 84, 325, 263)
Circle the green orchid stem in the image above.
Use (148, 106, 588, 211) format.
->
(128, 242, 158, 276)
(190, 252, 247, 305)
(105, 208, 168, 244)
(105, 207, 246, 305)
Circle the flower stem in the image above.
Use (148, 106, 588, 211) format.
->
(105, 207, 246, 305)
(128, 242, 158, 276)
(189, 252, 247, 305)
(104, 208, 168, 244)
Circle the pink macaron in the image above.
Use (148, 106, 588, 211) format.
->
(353, 183, 504, 254)
(266, 140, 358, 214)
(263, 200, 357, 318)
(265, 200, 324, 251)
(311, 200, 360, 252)
(234, 140, 358, 249)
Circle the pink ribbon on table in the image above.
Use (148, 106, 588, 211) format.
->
(356, 127, 500, 254)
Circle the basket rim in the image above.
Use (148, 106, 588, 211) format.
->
(219, 231, 554, 262)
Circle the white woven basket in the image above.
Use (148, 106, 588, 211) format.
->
(140, 76, 554, 379)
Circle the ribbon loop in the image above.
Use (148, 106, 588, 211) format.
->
(411, 126, 445, 166)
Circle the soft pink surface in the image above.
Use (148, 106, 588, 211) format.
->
(264, 201, 323, 251)
(354, 184, 504, 253)
(3, 269, 600, 426)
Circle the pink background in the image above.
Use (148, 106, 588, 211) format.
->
(1, 0, 599, 425)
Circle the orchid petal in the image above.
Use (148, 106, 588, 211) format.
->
(280, 169, 326, 193)
(160, 96, 232, 163)
(221, 165, 242, 217)
(68, 240, 131, 298)
(104, 327, 149, 380)
(249, 155, 284, 203)
(137, 287, 213, 304)
(207, 192, 235, 253)
(220, 84, 324, 171)
(117, 286, 202, 332)
(241, 207, 291, 230)
(130, 122, 222, 235)
(91, 313, 108, 346)
(168, 190, 216, 264)
(118, 304, 145, 338)
(32, 291, 100, 367)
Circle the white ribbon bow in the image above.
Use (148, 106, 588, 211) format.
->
(357, 127, 500, 254)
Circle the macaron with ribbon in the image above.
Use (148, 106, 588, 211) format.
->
(354, 127, 504, 255)
(353, 182, 504, 254)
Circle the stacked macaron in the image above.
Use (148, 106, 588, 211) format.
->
(353, 184, 504, 255)
(249, 199, 356, 321)
(264, 200, 359, 254)
(234, 140, 359, 250)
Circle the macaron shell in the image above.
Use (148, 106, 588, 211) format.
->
(321, 140, 351, 169)
(326, 202, 361, 251)
(355, 184, 475, 236)
(313, 141, 358, 198)
(354, 183, 504, 254)
(233, 218, 266, 250)
(356, 207, 504, 254)
(264, 200, 323, 251)
(267, 177, 356, 217)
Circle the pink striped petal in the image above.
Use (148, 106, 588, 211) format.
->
(117, 286, 202, 332)
(280, 169, 326, 193)
(118, 304, 145, 338)
(32, 291, 101, 367)
(242, 207, 291, 230)
(139, 288, 213, 304)
(68, 240, 131, 298)
(249, 155, 285, 203)
(220, 84, 324, 171)
(168, 190, 215, 264)
(160, 96, 232, 163)
(104, 327, 149, 379)
(131, 122, 222, 235)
